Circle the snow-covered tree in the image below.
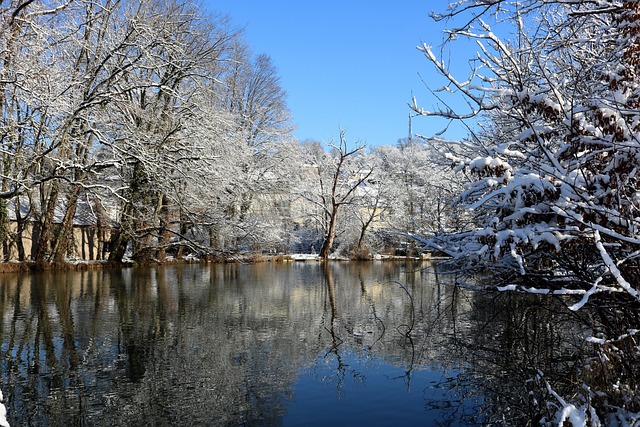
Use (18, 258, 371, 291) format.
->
(77, 0, 235, 263)
(296, 132, 372, 259)
(371, 140, 462, 254)
(416, 0, 640, 297)
(341, 150, 393, 255)
(0, 0, 294, 262)
(204, 42, 295, 254)
(415, 0, 640, 421)
(221, 42, 293, 149)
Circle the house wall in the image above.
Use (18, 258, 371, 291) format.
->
(4, 221, 35, 261)
(73, 226, 111, 261)
(4, 221, 112, 262)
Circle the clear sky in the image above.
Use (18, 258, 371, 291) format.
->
(203, 1, 467, 148)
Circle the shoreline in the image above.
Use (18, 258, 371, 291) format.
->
(0, 253, 446, 274)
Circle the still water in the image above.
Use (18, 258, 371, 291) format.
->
(0, 261, 580, 426)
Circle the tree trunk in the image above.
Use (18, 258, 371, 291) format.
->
(16, 234, 25, 261)
(108, 229, 128, 262)
(176, 208, 189, 258)
(357, 212, 376, 250)
(129, 162, 157, 264)
(10, 198, 29, 261)
(319, 205, 339, 259)
(156, 194, 171, 262)
(0, 199, 8, 261)
(35, 182, 60, 262)
(109, 201, 134, 262)
(50, 184, 81, 262)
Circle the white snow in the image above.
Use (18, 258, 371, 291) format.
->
(594, 230, 640, 299)
(546, 381, 588, 427)
(0, 388, 9, 427)
(569, 283, 601, 311)
(289, 254, 320, 261)
(585, 336, 606, 345)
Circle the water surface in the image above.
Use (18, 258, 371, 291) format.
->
(0, 261, 568, 425)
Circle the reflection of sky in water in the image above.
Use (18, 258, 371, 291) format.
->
(284, 351, 483, 426)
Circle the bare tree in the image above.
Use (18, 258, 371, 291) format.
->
(298, 130, 372, 259)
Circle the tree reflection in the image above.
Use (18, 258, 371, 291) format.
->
(357, 269, 385, 349)
(1, 262, 630, 425)
(321, 262, 349, 397)
(453, 290, 637, 425)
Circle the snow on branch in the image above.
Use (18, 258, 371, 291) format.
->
(593, 230, 639, 300)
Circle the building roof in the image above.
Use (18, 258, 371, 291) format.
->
(6, 193, 118, 228)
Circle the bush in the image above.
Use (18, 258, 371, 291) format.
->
(349, 246, 372, 261)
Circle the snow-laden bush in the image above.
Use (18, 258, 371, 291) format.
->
(415, 0, 640, 424)
(417, 0, 640, 305)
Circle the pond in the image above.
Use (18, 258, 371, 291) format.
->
(0, 261, 591, 426)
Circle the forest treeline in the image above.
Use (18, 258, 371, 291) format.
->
(3, 0, 640, 422)
(0, 0, 459, 265)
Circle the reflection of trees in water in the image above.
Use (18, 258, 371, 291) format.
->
(1, 262, 628, 425)
(456, 291, 640, 424)
(0, 263, 475, 425)
(0, 273, 89, 425)
(321, 262, 346, 395)
(106, 265, 312, 426)
(317, 262, 640, 424)
(0, 266, 312, 425)
(316, 261, 469, 405)
(456, 292, 583, 424)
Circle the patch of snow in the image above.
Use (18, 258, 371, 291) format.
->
(594, 230, 639, 299)
(0, 388, 9, 427)
(586, 336, 606, 345)
(524, 287, 550, 294)
(546, 381, 587, 427)
(289, 254, 320, 261)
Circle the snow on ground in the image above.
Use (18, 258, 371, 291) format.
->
(288, 254, 320, 261)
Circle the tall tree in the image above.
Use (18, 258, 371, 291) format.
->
(0, 0, 78, 261)
(104, 0, 237, 262)
(211, 43, 294, 252)
(0, 0, 300, 264)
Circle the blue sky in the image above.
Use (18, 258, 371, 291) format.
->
(204, 1, 468, 147)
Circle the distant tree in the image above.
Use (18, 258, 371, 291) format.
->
(192, 41, 295, 254)
(373, 141, 462, 243)
(221, 43, 293, 148)
(297, 131, 372, 259)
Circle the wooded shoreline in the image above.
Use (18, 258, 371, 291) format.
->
(0, 253, 442, 274)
